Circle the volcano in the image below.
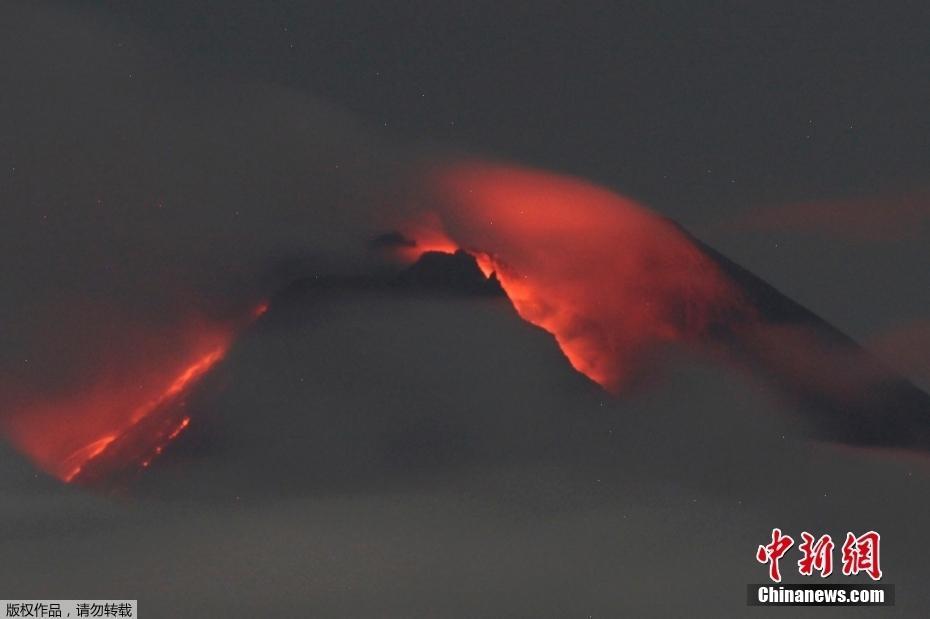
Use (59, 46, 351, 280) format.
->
(3, 162, 928, 489)
(385, 160, 930, 454)
(391, 246, 930, 452)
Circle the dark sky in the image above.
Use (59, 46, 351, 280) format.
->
(2, 2, 930, 616)
(85, 1, 930, 205)
(52, 0, 930, 337)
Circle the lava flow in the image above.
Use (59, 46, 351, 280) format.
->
(3, 304, 268, 485)
(59, 345, 226, 483)
(407, 161, 749, 392)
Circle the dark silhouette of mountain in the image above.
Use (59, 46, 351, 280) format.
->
(392, 250, 505, 297)
(694, 238, 930, 451)
(390, 240, 930, 452)
(87, 244, 930, 490)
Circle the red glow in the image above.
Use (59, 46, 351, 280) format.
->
(391, 213, 459, 261)
(417, 162, 746, 391)
(252, 302, 269, 318)
(166, 416, 191, 441)
(60, 433, 119, 483)
(6, 334, 230, 483)
(135, 415, 192, 473)
(129, 346, 226, 425)
(3, 301, 269, 484)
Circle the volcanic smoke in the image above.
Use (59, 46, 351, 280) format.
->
(405, 161, 749, 392)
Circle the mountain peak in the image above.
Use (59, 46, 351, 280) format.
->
(394, 250, 505, 297)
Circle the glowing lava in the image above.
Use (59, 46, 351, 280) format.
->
(412, 161, 748, 391)
(3, 303, 269, 484)
(59, 347, 225, 483)
(60, 434, 119, 483)
(140, 417, 191, 470)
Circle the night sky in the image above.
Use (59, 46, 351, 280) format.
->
(2, 2, 930, 616)
(51, 0, 930, 338)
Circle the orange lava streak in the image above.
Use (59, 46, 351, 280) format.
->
(140, 416, 192, 470)
(51, 343, 229, 482)
(166, 416, 191, 441)
(60, 433, 118, 483)
(129, 346, 226, 424)
(4, 301, 269, 484)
